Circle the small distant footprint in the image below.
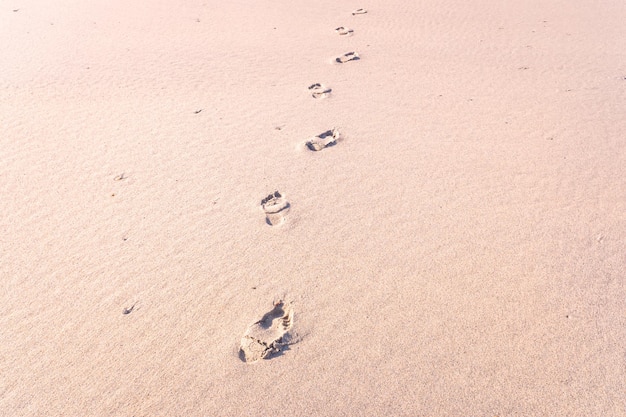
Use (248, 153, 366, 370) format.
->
(308, 83, 332, 99)
(335, 26, 354, 36)
(261, 191, 290, 226)
(306, 128, 340, 151)
(335, 52, 360, 64)
(352, 8, 368, 15)
(239, 301, 294, 363)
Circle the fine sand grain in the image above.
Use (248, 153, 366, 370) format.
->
(2, 0, 625, 415)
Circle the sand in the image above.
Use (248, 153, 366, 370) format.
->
(1, 0, 625, 415)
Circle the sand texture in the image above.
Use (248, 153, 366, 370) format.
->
(1, 0, 625, 415)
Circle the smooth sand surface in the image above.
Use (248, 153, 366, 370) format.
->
(2, 0, 625, 415)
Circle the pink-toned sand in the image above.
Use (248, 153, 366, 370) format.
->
(1, 0, 625, 415)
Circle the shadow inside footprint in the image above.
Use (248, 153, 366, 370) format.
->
(308, 83, 332, 99)
(335, 26, 354, 36)
(261, 191, 290, 226)
(239, 301, 295, 363)
(352, 8, 368, 15)
(306, 129, 340, 151)
(335, 52, 360, 63)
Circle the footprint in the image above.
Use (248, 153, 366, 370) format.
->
(261, 191, 290, 226)
(352, 8, 367, 15)
(308, 83, 332, 99)
(239, 301, 295, 363)
(306, 128, 340, 152)
(335, 51, 360, 64)
(335, 26, 354, 36)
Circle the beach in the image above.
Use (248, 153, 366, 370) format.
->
(1, 0, 625, 415)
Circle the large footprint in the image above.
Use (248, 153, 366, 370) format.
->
(335, 51, 360, 64)
(239, 301, 294, 363)
(306, 128, 340, 151)
(261, 191, 290, 226)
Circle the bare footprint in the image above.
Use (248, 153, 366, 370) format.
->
(308, 83, 332, 99)
(306, 128, 340, 151)
(239, 301, 294, 363)
(335, 26, 354, 36)
(352, 8, 368, 15)
(261, 191, 290, 226)
(335, 51, 360, 64)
